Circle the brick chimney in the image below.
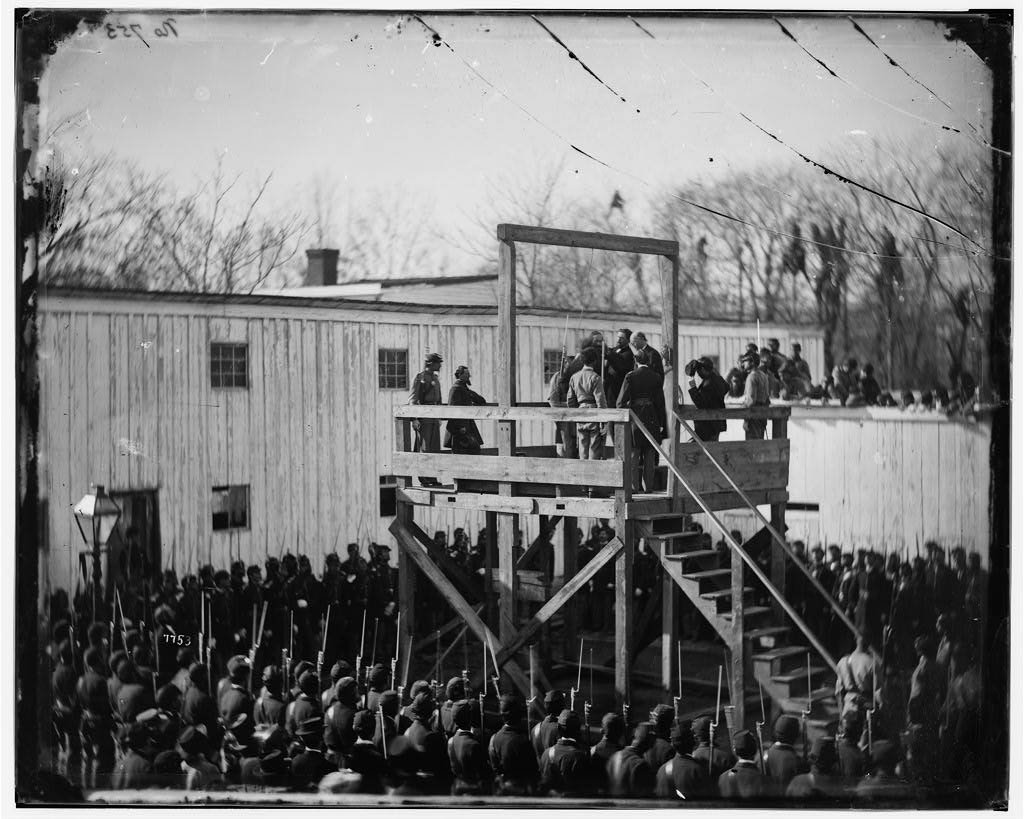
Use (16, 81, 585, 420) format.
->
(305, 248, 339, 286)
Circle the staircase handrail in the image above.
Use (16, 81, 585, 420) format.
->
(629, 410, 838, 674)
(672, 410, 880, 663)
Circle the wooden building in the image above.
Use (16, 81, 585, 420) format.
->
(35, 283, 824, 596)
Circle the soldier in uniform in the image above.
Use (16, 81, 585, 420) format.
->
(286, 555, 322, 664)
(538, 710, 591, 796)
(219, 655, 254, 725)
(52, 640, 81, 782)
(285, 670, 322, 738)
(717, 730, 766, 800)
(411, 351, 445, 486)
(322, 660, 353, 711)
(532, 689, 565, 757)
(785, 736, 845, 800)
(78, 647, 116, 788)
(440, 676, 466, 737)
(324, 676, 359, 762)
(655, 718, 710, 799)
(606, 722, 656, 797)
(373, 690, 403, 752)
(181, 662, 221, 748)
(692, 715, 734, 782)
(448, 699, 492, 795)
(291, 716, 332, 789)
(765, 714, 806, 793)
(343, 709, 388, 794)
(404, 691, 442, 750)
(590, 712, 625, 782)
(254, 665, 287, 728)
(644, 704, 675, 770)
(488, 694, 538, 796)
(339, 544, 369, 660)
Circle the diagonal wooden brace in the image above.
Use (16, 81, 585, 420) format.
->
(495, 536, 624, 667)
(390, 518, 541, 718)
(407, 520, 481, 604)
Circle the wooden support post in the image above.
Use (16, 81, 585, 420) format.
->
(660, 539, 678, 697)
(770, 416, 788, 622)
(661, 255, 680, 494)
(496, 236, 517, 686)
(560, 517, 578, 660)
(730, 541, 746, 728)
(614, 423, 634, 708)
(484, 511, 497, 630)
(395, 484, 416, 689)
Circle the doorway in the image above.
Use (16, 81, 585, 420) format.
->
(107, 489, 162, 593)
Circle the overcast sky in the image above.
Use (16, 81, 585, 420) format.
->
(39, 11, 992, 274)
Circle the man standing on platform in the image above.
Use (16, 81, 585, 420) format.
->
(567, 346, 608, 460)
(740, 351, 770, 440)
(548, 355, 579, 459)
(684, 357, 728, 442)
(632, 332, 664, 378)
(445, 365, 487, 454)
(617, 347, 666, 491)
(411, 351, 444, 486)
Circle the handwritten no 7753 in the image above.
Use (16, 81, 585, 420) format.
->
(105, 18, 179, 48)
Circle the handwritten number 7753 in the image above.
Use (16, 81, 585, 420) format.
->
(105, 18, 178, 48)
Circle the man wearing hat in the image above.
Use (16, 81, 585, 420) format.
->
(322, 660, 353, 711)
(448, 699, 492, 795)
(590, 712, 625, 792)
(765, 714, 806, 792)
(488, 694, 538, 795)
(531, 689, 565, 757)
(220, 655, 254, 724)
(538, 710, 591, 796)
(684, 356, 728, 441)
(290, 716, 332, 789)
(342, 709, 388, 793)
(254, 666, 287, 727)
(644, 704, 676, 770)
(178, 726, 224, 791)
(410, 350, 445, 486)
(440, 676, 466, 737)
(607, 722, 657, 797)
(324, 676, 359, 760)
(692, 715, 734, 781)
(718, 730, 765, 799)
(631, 331, 664, 378)
(740, 350, 770, 440)
(445, 365, 487, 454)
(617, 347, 667, 491)
(405, 691, 442, 750)
(373, 690, 403, 752)
(602, 328, 636, 410)
(77, 646, 116, 787)
(364, 664, 389, 714)
(285, 670, 322, 738)
(116, 661, 154, 725)
(655, 718, 710, 799)
(785, 735, 843, 799)
(181, 662, 220, 744)
(111, 721, 156, 790)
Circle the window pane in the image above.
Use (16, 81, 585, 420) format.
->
(211, 343, 249, 390)
(212, 484, 249, 531)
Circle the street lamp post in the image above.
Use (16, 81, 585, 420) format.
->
(73, 485, 122, 620)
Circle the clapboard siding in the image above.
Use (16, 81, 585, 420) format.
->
(47, 291, 951, 595)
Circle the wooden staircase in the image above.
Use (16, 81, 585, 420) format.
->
(649, 518, 840, 741)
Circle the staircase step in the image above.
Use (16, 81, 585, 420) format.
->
(700, 587, 753, 603)
(752, 645, 808, 663)
(662, 550, 720, 563)
(744, 625, 790, 641)
(681, 569, 731, 581)
(771, 666, 830, 685)
(722, 605, 772, 621)
(753, 645, 809, 676)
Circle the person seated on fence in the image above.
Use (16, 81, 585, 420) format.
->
(567, 345, 608, 460)
(829, 358, 858, 406)
(858, 364, 881, 406)
(717, 730, 766, 800)
(684, 357, 728, 442)
(606, 721, 656, 797)
(785, 736, 846, 800)
(739, 352, 770, 440)
(655, 717, 710, 799)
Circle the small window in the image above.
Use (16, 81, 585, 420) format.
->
(211, 343, 248, 389)
(543, 348, 564, 385)
(379, 475, 397, 517)
(212, 485, 249, 531)
(378, 349, 409, 389)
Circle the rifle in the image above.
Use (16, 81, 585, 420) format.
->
(583, 700, 592, 750)
(673, 640, 682, 718)
(622, 702, 631, 744)
(114, 588, 129, 650)
(379, 705, 389, 761)
(355, 609, 367, 706)
(204, 593, 212, 697)
(249, 601, 268, 694)
(756, 680, 767, 774)
(434, 628, 442, 701)
(526, 644, 535, 736)
(318, 604, 332, 695)
(390, 611, 400, 690)
(572, 637, 584, 713)
(709, 665, 722, 776)
(151, 627, 159, 700)
(801, 653, 812, 763)
(370, 617, 380, 669)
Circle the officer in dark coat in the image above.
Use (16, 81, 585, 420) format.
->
(405, 691, 442, 750)
(765, 714, 806, 793)
(181, 662, 221, 746)
(345, 710, 388, 793)
(445, 366, 487, 454)
(617, 347, 666, 492)
(373, 690, 403, 752)
(254, 666, 287, 727)
(607, 722, 656, 797)
(111, 722, 155, 790)
(604, 328, 636, 408)
(538, 710, 591, 796)
(692, 715, 734, 782)
(590, 712, 625, 791)
(631, 332, 664, 378)
(219, 655, 254, 725)
(290, 717, 332, 789)
(684, 357, 729, 441)
(285, 670, 321, 738)
(488, 695, 538, 796)
(77, 647, 116, 786)
(411, 351, 444, 486)
(321, 660, 353, 711)
(448, 699, 492, 795)
(440, 676, 466, 737)
(323, 676, 359, 760)
(531, 689, 564, 757)
(644, 704, 675, 770)
(718, 730, 766, 800)
(365, 664, 388, 714)
(655, 718, 711, 799)
(115, 662, 154, 725)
